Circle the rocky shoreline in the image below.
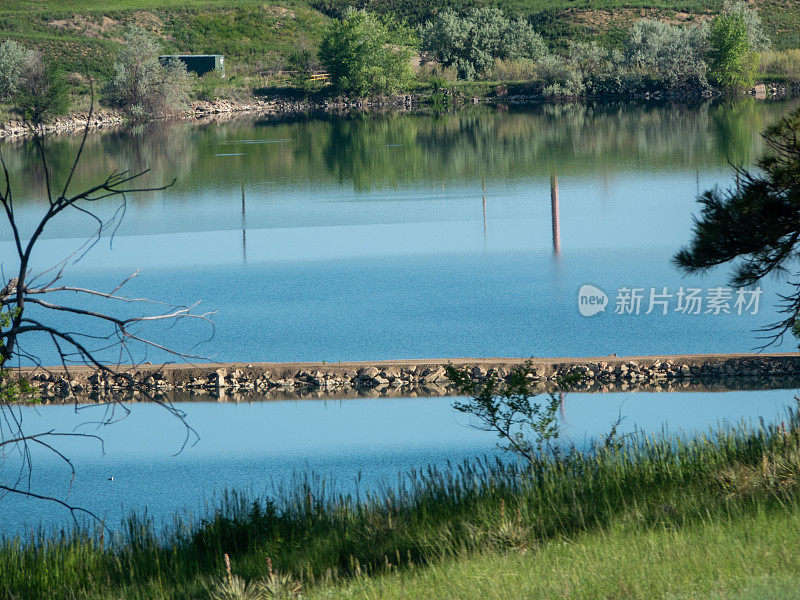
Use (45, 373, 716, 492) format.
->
(14, 353, 800, 404)
(2, 80, 796, 140)
(0, 94, 417, 140)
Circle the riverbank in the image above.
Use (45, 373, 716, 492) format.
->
(3, 412, 799, 600)
(0, 93, 418, 140)
(15, 352, 800, 403)
(2, 79, 797, 141)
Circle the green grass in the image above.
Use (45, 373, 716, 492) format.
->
(309, 507, 800, 600)
(2, 413, 800, 600)
(0, 0, 798, 83)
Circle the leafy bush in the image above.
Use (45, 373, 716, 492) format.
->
(625, 19, 709, 92)
(535, 55, 586, 100)
(105, 27, 193, 120)
(318, 8, 415, 96)
(12, 51, 70, 128)
(421, 7, 547, 81)
(0, 40, 35, 103)
(708, 1, 767, 92)
(723, 0, 770, 51)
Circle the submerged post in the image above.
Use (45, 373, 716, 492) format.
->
(241, 184, 247, 263)
(550, 173, 561, 255)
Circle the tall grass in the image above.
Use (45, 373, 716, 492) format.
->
(759, 50, 800, 83)
(2, 414, 800, 600)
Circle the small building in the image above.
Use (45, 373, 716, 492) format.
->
(159, 55, 225, 77)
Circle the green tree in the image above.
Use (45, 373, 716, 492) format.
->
(421, 7, 547, 81)
(708, 1, 767, 93)
(105, 27, 192, 120)
(624, 19, 709, 92)
(0, 40, 34, 102)
(674, 107, 800, 343)
(446, 362, 567, 463)
(319, 9, 414, 96)
(12, 51, 70, 130)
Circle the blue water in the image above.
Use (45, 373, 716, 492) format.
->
(3, 103, 800, 535)
(1, 389, 797, 535)
(2, 102, 799, 365)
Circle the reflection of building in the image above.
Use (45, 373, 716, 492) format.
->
(551, 173, 560, 254)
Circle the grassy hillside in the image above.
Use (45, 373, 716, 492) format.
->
(0, 0, 798, 80)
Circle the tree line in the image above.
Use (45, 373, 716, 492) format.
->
(0, 0, 776, 119)
(320, 1, 770, 97)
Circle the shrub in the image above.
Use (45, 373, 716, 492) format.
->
(535, 55, 586, 100)
(708, 1, 767, 92)
(0, 40, 34, 102)
(318, 8, 415, 96)
(722, 0, 770, 51)
(421, 7, 547, 81)
(625, 19, 709, 92)
(12, 51, 70, 128)
(567, 41, 628, 96)
(105, 27, 193, 119)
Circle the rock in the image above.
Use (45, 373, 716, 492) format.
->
(358, 366, 380, 380)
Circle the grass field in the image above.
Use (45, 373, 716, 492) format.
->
(309, 507, 800, 600)
(0, 0, 798, 80)
(3, 413, 800, 600)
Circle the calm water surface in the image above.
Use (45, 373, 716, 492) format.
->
(1, 389, 797, 535)
(3, 101, 800, 534)
(2, 100, 799, 364)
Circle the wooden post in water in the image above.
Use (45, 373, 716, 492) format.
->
(482, 176, 487, 248)
(550, 173, 561, 255)
(241, 184, 247, 263)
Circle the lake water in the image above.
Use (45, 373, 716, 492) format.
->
(3, 100, 800, 535)
(2, 388, 798, 535)
(2, 100, 800, 365)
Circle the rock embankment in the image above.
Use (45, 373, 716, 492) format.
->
(13, 353, 800, 403)
(0, 95, 417, 140)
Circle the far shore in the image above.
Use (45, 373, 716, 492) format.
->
(3, 80, 797, 141)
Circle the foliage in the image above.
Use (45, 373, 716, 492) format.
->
(528, 42, 627, 99)
(0, 40, 34, 102)
(624, 19, 709, 92)
(204, 553, 302, 600)
(489, 58, 537, 82)
(445, 362, 571, 462)
(533, 54, 587, 99)
(318, 8, 414, 96)
(166, 6, 329, 76)
(708, 2, 765, 93)
(759, 49, 800, 82)
(722, 0, 770, 52)
(104, 27, 192, 119)
(421, 7, 547, 81)
(12, 58, 69, 125)
(674, 107, 800, 344)
(11, 51, 70, 128)
(0, 307, 34, 404)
